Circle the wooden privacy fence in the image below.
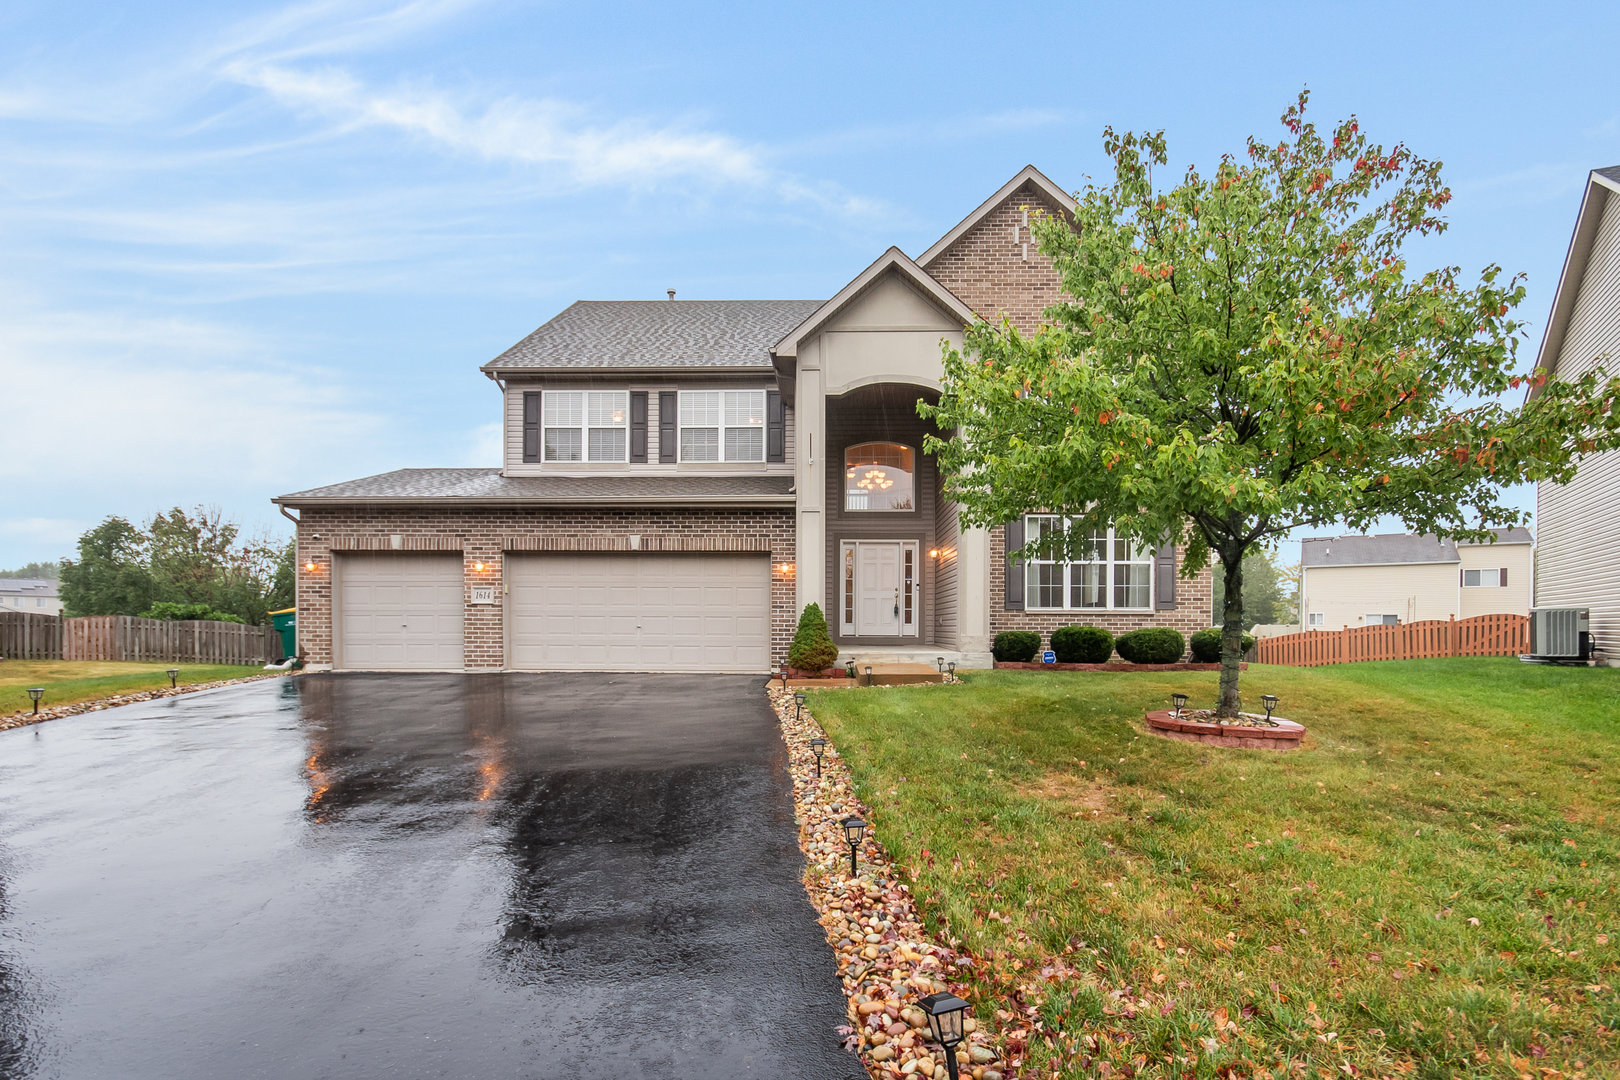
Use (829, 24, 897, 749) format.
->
(59, 616, 277, 665)
(1258, 613, 1529, 667)
(0, 611, 64, 660)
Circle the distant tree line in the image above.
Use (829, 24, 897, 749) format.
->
(0, 561, 59, 579)
(59, 507, 293, 624)
(1211, 549, 1299, 630)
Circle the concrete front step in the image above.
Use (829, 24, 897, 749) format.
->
(835, 647, 994, 670)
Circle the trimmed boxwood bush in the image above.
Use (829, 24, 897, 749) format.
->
(787, 602, 839, 672)
(1050, 625, 1114, 664)
(1114, 627, 1187, 665)
(1189, 627, 1257, 662)
(991, 630, 1042, 663)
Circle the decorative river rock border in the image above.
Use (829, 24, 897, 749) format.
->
(1143, 708, 1305, 750)
(768, 685, 1016, 1080)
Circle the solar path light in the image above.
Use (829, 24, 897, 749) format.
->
(841, 815, 866, 877)
(936, 656, 945, 673)
(863, 665, 872, 686)
(794, 691, 806, 722)
(1171, 692, 1188, 717)
(1262, 694, 1279, 722)
(166, 668, 180, 689)
(947, 661, 956, 678)
(918, 991, 971, 1080)
(809, 737, 826, 777)
(27, 688, 44, 715)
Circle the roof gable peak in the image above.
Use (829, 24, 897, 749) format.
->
(916, 165, 1076, 268)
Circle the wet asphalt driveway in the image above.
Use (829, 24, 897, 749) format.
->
(0, 674, 864, 1080)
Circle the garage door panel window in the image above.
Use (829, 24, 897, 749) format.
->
(680, 390, 766, 462)
(544, 391, 628, 463)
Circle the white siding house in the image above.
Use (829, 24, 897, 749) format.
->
(1531, 166, 1620, 665)
(1299, 531, 1533, 632)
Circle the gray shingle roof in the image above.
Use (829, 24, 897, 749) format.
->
(1301, 528, 1532, 568)
(0, 578, 57, 597)
(1596, 165, 1620, 184)
(276, 469, 794, 505)
(484, 299, 824, 372)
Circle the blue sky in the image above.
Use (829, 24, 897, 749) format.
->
(2, 0, 1616, 571)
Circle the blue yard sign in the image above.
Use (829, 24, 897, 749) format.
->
(1042, 650, 1056, 664)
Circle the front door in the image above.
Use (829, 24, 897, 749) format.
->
(843, 541, 920, 638)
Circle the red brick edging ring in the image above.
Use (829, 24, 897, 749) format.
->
(1144, 708, 1305, 751)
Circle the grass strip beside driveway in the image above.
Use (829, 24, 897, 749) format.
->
(1, 660, 264, 717)
(805, 659, 1620, 1079)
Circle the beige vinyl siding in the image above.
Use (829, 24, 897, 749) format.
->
(501, 378, 794, 477)
(1457, 543, 1533, 619)
(1301, 563, 1460, 631)
(1537, 189, 1620, 655)
(933, 480, 961, 648)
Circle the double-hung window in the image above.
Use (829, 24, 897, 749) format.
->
(1023, 515, 1153, 610)
(679, 390, 765, 462)
(544, 391, 628, 462)
(1462, 568, 1501, 587)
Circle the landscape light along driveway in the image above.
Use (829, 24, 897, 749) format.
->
(0, 674, 864, 1080)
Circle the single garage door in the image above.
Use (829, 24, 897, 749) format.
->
(336, 553, 464, 670)
(508, 553, 770, 673)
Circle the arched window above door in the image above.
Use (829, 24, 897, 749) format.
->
(844, 442, 915, 512)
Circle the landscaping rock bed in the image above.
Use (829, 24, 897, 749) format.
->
(994, 661, 1246, 672)
(768, 686, 1016, 1080)
(1, 671, 295, 733)
(1143, 707, 1304, 750)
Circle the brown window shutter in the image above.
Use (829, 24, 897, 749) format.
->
(629, 391, 648, 463)
(1460, 567, 1465, 587)
(1155, 541, 1177, 609)
(766, 390, 785, 463)
(1003, 520, 1025, 611)
(658, 391, 677, 463)
(522, 391, 541, 463)
(1500, 567, 1508, 587)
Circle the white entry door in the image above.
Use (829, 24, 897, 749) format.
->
(847, 541, 918, 638)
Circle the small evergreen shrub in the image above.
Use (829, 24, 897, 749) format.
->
(787, 602, 839, 672)
(1050, 625, 1114, 664)
(991, 630, 1042, 663)
(1189, 627, 1257, 662)
(1114, 627, 1187, 664)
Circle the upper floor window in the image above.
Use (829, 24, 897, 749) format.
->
(1308, 612, 1324, 627)
(1462, 568, 1502, 587)
(679, 390, 765, 462)
(845, 442, 915, 511)
(1024, 515, 1152, 610)
(544, 391, 628, 462)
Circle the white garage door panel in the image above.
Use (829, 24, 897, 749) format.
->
(337, 554, 464, 670)
(508, 553, 770, 673)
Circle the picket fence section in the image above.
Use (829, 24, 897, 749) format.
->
(0, 611, 64, 660)
(59, 616, 277, 665)
(1258, 613, 1529, 668)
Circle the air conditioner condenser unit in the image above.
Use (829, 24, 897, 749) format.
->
(1527, 607, 1593, 663)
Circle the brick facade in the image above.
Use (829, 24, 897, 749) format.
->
(989, 525, 1215, 655)
(924, 182, 1071, 336)
(294, 506, 794, 669)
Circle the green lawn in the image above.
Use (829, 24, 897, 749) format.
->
(806, 659, 1620, 1079)
(0, 660, 264, 717)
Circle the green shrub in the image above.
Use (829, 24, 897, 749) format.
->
(1113, 627, 1186, 664)
(1050, 625, 1114, 663)
(992, 630, 1042, 663)
(1189, 627, 1257, 662)
(138, 601, 246, 624)
(787, 602, 839, 672)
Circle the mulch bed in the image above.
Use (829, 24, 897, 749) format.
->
(768, 686, 1015, 1080)
(1143, 707, 1304, 751)
(994, 661, 1247, 672)
(1, 671, 296, 733)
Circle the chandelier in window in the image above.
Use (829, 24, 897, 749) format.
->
(856, 468, 894, 491)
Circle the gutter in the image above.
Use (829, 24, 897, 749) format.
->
(272, 495, 797, 509)
(480, 364, 778, 377)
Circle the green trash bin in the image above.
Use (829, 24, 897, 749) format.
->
(269, 607, 296, 662)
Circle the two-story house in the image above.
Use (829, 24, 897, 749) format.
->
(274, 167, 1212, 673)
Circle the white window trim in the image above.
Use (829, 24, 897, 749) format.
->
(1307, 612, 1325, 627)
(1461, 568, 1501, 588)
(677, 389, 767, 463)
(543, 390, 629, 463)
(1023, 515, 1154, 612)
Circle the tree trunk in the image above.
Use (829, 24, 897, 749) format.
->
(1217, 551, 1246, 718)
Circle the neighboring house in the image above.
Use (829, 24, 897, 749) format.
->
(1249, 623, 1297, 640)
(274, 167, 1212, 673)
(1298, 530, 1533, 632)
(0, 578, 62, 617)
(1529, 166, 1620, 664)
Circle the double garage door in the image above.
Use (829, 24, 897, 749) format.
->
(335, 552, 769, 673)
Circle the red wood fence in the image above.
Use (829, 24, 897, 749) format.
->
(0, 611, 63, 660)
(1258, 613, 1529, 667)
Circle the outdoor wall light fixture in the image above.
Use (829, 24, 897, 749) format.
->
(1262, 694, 1279, 722)
(841, 815, 866, 876)
(794, 691, 805, 721)
(810, 736, 826, 777)
(928, 548, 940, 558)
(777, 562, 795, 576)
(166, 668, 179, 689)
(27, 688, 43, 715)
(304, 561, 317, 572)
(918, 991, 971, 1080)
(1171, 692, 1189, 717)
(473, 561, 486, 572)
